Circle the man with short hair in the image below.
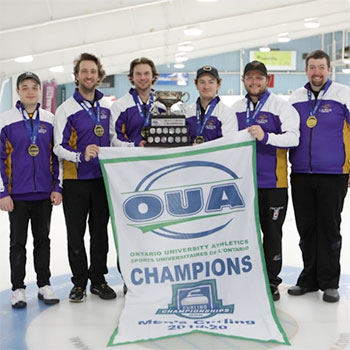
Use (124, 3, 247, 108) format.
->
(110, 57, 165, 146)
(287, 50, 350, 303)
(186, 65, 238, 144)
(54, 53, 128, 302)
(0, 72, 61, 308)
(232, 61, 300, 301)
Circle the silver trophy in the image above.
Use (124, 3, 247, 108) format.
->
(146, 90, 191, 147)
(151, 90, 190, 115)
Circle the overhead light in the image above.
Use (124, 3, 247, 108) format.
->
(196, 0, 219, 2)
(174, 63, 185, 69)
(184, 27, 203, 36)
(175, 55, 188, 63)
(304, 18, 320, 28)
(49, 66, 65, 73)
(14, 55, 33, 63)
(178, 44, 194, 52)
(278, 33, 291, 43)
(342, 67, 350, 74)
(259, 47, 271, 52)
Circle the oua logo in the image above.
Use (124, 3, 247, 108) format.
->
(122, 161, 245, 239)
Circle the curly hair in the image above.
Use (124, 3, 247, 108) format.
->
(73, 53, 106, 86)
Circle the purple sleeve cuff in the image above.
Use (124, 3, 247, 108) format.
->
(53, 184, 62, 193)
(79, 152, 86, 163)
(0, 190, 10, 199)
(260, 132, 268, 145)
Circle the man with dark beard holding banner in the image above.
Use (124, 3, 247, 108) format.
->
(232, 61, 299, 301)
(186, 65, 238, 144)
(54, 53, 130, 302)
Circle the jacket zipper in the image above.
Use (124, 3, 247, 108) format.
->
(308, 128, 313, 173)
(30, 118, 37, 191)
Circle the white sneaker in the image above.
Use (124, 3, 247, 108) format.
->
(12, 288, 27, 308)
(38, 285, 60, 305)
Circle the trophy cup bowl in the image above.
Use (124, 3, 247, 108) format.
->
(154, 90, 189, 115)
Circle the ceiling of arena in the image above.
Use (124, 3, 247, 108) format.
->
(1, 0, 350, 84)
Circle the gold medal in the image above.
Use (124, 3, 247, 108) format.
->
(194, 136, 205, 144)
(94, 125, 104, 137)
(306, 116, 317, 128)
(28, 144, 39, 157)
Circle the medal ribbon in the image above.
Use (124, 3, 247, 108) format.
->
(18, 103, 40, 145)
(196, 96, 220, 136)
(79, 100, 101, 127)
(245, 91, 270, 127)
(307, 79, 332, 117)
(132, 89, 154, 127)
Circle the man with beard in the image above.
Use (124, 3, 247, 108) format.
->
(232, 61, 300, 301)
(54, 53, 130, 302)
(287, 50, 350, 303)
(110, 57, 165, 146)
(186, 65, 238, 144)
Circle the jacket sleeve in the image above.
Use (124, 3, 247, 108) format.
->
(53, 104, 84, 163)
(0, 123, 10, 198)
(110, 101, 133, 144)
(220, 104, 239, 137)
(264, 101, 300, 148)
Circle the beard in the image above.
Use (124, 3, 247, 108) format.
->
(310, 76, 326, 88)
(79, 80, 98, 95)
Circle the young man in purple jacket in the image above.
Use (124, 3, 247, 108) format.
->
(0, 72, 62, 308)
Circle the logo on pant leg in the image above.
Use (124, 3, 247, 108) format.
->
(269, 207, 284, 221)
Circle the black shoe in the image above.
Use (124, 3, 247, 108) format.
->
(323, 289, 339, 303)
(287, 285, 318, 296)
(270, 284, 280, 301)
(90, 283, 116, 300)
(69, 286, 86, 302)
(123, 283, 128, 295)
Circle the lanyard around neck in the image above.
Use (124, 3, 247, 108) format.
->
(245, 91, 270, 127)
(196, 96, 219, 136)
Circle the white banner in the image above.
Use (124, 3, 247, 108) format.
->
(99, 132, 289, 347)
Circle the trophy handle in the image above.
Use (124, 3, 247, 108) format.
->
(150, 103, 159, 115)
(181, 92, 190, 103)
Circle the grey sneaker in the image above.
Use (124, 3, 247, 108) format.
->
(38, 285, 60, 305)
(323, 289, 339, 303)
(12, 288, 27, 308)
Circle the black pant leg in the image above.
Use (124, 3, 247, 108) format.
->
(9, 201, 30, 291)
(88, 178, 110, 285)
(258, 188, 288, 286)
(63, 180, 90, 288)
(30, 199, 52, 288)
(315, 174, 348, 289)
(291, 173, 319, 288)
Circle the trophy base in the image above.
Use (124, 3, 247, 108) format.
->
(145, 114, 191, 147)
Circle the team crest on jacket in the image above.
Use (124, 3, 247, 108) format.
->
(38, 124, 47, 134)
(101, 110, 108, 119)
(256, 115, 268, 124)
(319, 104, 332, 113)
(205, 121, 216, 130)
